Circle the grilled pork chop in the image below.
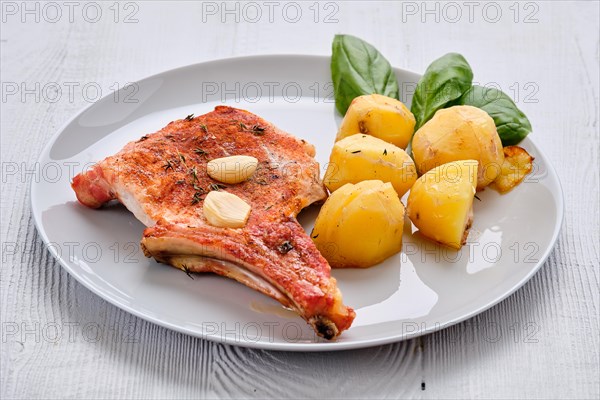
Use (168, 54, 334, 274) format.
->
(71, 106, 355, 339)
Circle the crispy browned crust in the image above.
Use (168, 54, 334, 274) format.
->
(492, 146, 534, 193)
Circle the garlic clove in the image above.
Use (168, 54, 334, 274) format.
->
(203, 190, 251, 228)
(207, 155, 258, 184)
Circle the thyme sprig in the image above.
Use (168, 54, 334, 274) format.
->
(181, 264, 194, 279)
(189, 167, 199, 182)
(191, 191, 204, 205)
(255, 178, 268, 185)
(194, 148, 208, 157)
(238, 121, 267, 135)
(191, 183, 205, 205)
(163, 160, 174, 171)
(249, 124, 266, 135)
(209, 183, 227, 191)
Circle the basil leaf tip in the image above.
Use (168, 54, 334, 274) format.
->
(457, 85, 532, 146)
(331, 34, 400, 115)
(410, 53, 473, 130)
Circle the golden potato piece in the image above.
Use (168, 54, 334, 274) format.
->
(492, 146, 534, 193)
(312, 180, 405, 268)
(411, 105, 504, 190)
(336, 94, 416, 149)
(407, 160, 478, 249)
(324, 134, 417, 197)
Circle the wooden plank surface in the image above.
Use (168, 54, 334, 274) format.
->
(1, 1, 598, 399)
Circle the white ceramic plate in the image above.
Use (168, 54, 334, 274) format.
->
(31, 55, 563, 351)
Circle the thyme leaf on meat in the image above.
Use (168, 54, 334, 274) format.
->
(199, 124, 208, 133)
(190, 183, 206, 205)
(191, 191, 205, 205)
(178, 152, 186, 165)
(189, 167, 199, 182)
(163, 160, 174, 171)
(185, 114, 194, 121)
(194, 148, 208, 157)
(139, 135, 149, 141)
(238, 121, 266, 135)
(181, 264, 194, 279)
(250, 125, 266, 135)
(209, 183, 227, 191)
(255, 178, 268, 185)
(277, 241, 294, 254)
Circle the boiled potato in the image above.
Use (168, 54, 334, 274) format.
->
(492, 146, 534, 193)
(312, 180, 404, 268)
(407, 160, 478, 249)
(411, 105, 503, 190)
(324, 134, 417, 197)
(336, 94, 416, 149)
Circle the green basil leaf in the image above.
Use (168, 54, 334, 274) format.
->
(458, 85, 532, 146)
(331, 34, 400, 115)
(411, 53, 473, 130)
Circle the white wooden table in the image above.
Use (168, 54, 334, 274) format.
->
(1, 1, 599, 398)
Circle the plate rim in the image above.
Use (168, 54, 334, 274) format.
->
(31, 54, 565, 351)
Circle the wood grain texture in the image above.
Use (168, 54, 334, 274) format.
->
(1, 1, 598, 399)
